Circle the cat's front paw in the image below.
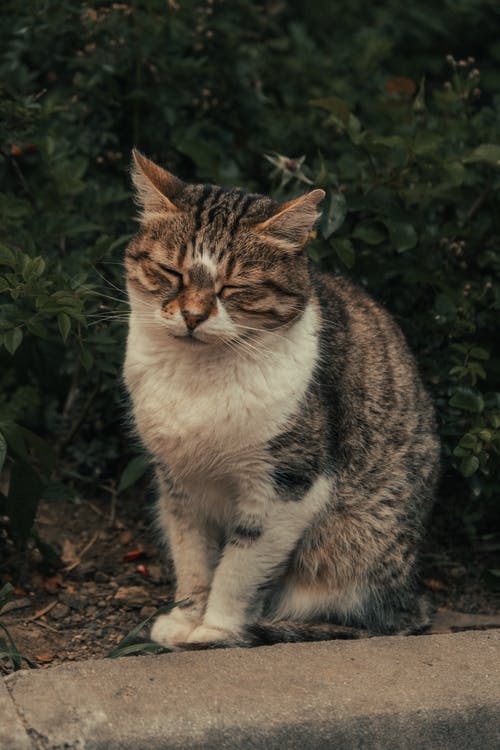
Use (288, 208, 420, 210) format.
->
(185, 624, 235, 645)
(150, 609, 199, 647)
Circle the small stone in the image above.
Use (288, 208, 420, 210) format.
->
(51, 603, 70, 620)
(113, 586, 150, 609)
(59, 593, 86, 612)
(97, 599, 107, 608)
(147, 564, 163, 584)
(119, 530, 133, 545)
(79, 561, 97, 577)
(94, 572, 109, 583)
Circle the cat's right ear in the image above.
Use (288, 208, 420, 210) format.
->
(131, 149, 185, 221)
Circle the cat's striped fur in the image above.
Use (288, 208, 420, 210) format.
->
(123, 150, 440, 648)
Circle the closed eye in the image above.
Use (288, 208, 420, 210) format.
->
(157, 263, 184, 285)
(218, 285, 244, 298)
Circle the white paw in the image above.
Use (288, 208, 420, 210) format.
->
(150, 609, 198, 647)
(185, 624, 234, 645)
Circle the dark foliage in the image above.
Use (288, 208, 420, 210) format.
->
(0, 1, 499, 568)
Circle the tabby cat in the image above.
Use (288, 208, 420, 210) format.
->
(123, 149, 439, 648)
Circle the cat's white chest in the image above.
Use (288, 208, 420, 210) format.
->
(124, 303, 319, 479)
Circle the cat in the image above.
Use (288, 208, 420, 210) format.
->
(123, 149, 440, 648)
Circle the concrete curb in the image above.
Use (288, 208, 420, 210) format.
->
(2, 630, 499, 749)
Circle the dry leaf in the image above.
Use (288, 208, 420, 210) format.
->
(423, 578, 447, 591)
(61, 539, 79, 566)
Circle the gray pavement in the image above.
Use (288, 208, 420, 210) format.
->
(1, 630, 499, 749)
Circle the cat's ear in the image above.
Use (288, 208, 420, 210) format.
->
(131, 149, 185, 220)
(254, 189, 325, 251)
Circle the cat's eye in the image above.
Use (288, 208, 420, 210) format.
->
(157, 263, 183, 286)
(218, 285, 242, 298)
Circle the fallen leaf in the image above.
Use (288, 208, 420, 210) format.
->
(61, 538, 79, 566)
(119, 530, 133, 545)
(123, 548, 144, 562)
(423, 578, 447, 591)
(36, 654, 54, 663)
(384, 77, 416, 95)
(44, 575, 63, 594)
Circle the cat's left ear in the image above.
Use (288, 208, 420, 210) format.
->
(254, 189, 325, 251)
(131, 149, 185, 220)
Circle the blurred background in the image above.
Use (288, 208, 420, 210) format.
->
(1, 1, 499, 582)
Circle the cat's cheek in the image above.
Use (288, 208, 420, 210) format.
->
(150, 611, 198, 646)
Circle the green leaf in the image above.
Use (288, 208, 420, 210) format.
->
(435, 294, 456, 317)
(449, 390, 485, 414)
(0, 432, 6, 472)
(331, 238, 355, 268)
(5, 461, 44, 546)
(464, 144, 500, 167)
(58, 312, 71, 343)
(470, 347, 489, 361)
(0, 583, 14, 612)
(352, 222, 386, 245)
(443, 162, 466, 186)
(0, 244, 16, 268)
(478, 429, 492, 442)
(0, 622, 22, 670)
(10, 427, 54, 477)
(117, 455, 149, 494)
(461, 455, 479, 477)
(320, 191, 347, 238)
(458, 433, 479, 451)
(80, 345, 94, 371)
(3, 327, 23, 355)
(387, 222, 418, 253)
(310, 96, 350, 126)
(1, 423, 29, 462)
(107, 642, 171, 658)
(413, 76, 426, 113)
(107, 602, 184, 658)
(453, 446, 471, 458)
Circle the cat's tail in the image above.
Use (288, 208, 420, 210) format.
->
(245, 620, 368, 645)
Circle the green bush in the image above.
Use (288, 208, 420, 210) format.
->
(0, 0, 499, 554)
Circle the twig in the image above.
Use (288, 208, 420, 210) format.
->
(25, 601, 57, 623)
(31, 620, 58, 634)
(464, 182, 491, 225)
(57, 377, 101, 453)
(62, 361, 82, 418)
(0, 148, 36, 205)
(109, 488, 117, 526)
(65, 531, 99, 572)
(98, 481, 118, 526)
(87, 501, 105, 517)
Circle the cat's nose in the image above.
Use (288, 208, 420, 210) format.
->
(181, 309, 209, 330)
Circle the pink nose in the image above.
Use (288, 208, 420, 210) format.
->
(181, 309, 209, 330)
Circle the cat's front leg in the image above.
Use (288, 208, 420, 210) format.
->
(186, 474, 331, 645)
(151, 483, 217, 647)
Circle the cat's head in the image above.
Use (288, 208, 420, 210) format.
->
(125, 150, 324, 346)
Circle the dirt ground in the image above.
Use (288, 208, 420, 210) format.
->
(1, 490, 499, 673)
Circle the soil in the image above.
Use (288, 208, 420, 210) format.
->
(1, 489, 174, 672)
(1, 491, 499, 674)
